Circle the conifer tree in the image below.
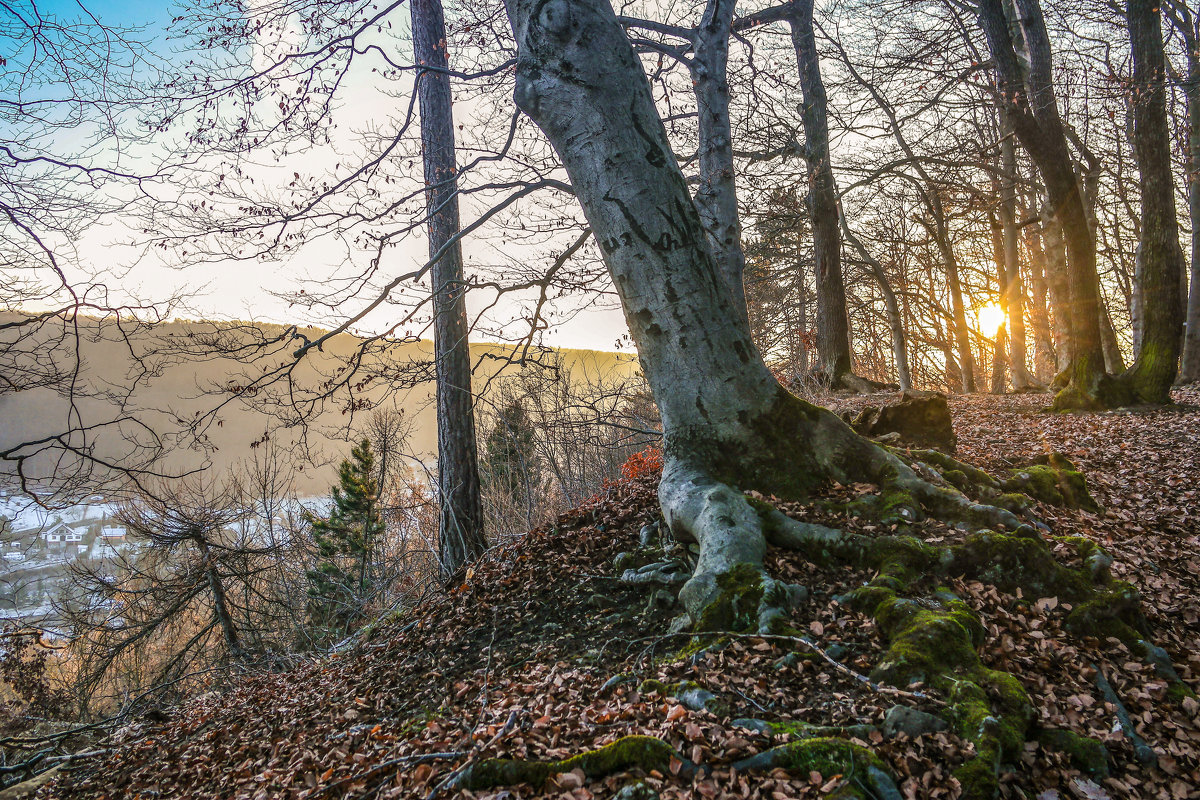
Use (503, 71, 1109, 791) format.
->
(481, 399, 539, 510)
(305, 439, 384, 639)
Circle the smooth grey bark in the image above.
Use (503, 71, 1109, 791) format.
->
(1119, 0, 1186, 401)
(988, 213, 1010, 393)
(412, 0, 487, 575)
(1166, 0, 1200, 383)
(692, 0, 749, 327)
(978, 0, 1110, 408)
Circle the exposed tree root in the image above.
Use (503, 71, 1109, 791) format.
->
(647, 391, 1188, 798)
(453, 735, 691, 792)
(730, 738, 901, 800)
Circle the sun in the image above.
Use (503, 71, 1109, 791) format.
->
(975, 302, 1006, 338)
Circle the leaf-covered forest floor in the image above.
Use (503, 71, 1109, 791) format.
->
(46, 389, 1200, 800)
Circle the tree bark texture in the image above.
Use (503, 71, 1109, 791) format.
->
(412, 0, 487, 574)
(692, 0, 750, 328)
(1167, 1, 1200, 383)
(1120, 0, 1186, 401)
(789, 0, 854, 385)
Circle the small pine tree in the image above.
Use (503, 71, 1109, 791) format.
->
(305, 439, 384, 640)
(481, 399, 539, 509)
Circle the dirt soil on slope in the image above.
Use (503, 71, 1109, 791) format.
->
(43, 389, 1200, 800)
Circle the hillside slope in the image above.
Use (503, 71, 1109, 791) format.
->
(37, 391, 1200, 799)
(0, 315, 638, 495)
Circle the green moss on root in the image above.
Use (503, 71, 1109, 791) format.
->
(730, 737, 897, 799)
(1002, 459, 1098, 511)
(693, 562, 767, 632)
(458, 735, 684, 791)
(1036, 729, 1109, 779)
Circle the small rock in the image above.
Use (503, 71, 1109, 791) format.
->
(667, 614, 691, 635)
(882, 705, 949, 738)
(639, 521, 659, 547)
(614, 780, 659, 800)
(825, 643, 848, 662)
(645, 589, 676, 613)
(600, 673, 633, 692)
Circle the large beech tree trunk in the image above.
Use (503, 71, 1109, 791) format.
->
(1120, 0, 1186, 401)
(504, 0, 1015, 624)
(978, 0, 1111, 409)
(412, 0, 487, 575)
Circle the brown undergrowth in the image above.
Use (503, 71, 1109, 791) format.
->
(40, 390, 1200, 800)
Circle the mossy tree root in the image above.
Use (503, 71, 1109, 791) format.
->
(454, 735, 691, 792)
(731, 738, 901, 800)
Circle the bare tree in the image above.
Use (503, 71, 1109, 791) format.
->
(1120, 0, 1186, 401)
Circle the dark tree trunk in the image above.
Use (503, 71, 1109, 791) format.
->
(789, 0, 853, 386)
(1166, 0, 1200, 383)
(1119, 0, 1186, 401)
(196, 538, 243, 658)
(978, 0, 1111, 408)
(412, 0, 487, 574)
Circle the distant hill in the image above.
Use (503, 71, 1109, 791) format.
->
(0, 314, 639, 496)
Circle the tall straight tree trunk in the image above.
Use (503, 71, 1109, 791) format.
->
(999, 124, 1035, 388)
(412, 0, 486, 575)
(692, 0, 749, 327)
(1169, 1, 1200, 383)
(1037, 214, 1073, 374)
(941, 236, 977, 393)
(1026, 230, 1057, 382)
(1120, 0, 1186, 401)
(789, 0, 854, 386)
(978, 0, 1111, 409)
(989, 213, 1010, 393)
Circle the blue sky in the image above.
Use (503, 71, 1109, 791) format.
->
(38, 0, 172, 29)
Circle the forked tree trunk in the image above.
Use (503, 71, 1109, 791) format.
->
(1120, 0, 1186, 401)
(503, 0, 998, 623)
(978, 0, 1111, 408)
(412, 0, 487, 574)
(841, 218, 911, 390)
